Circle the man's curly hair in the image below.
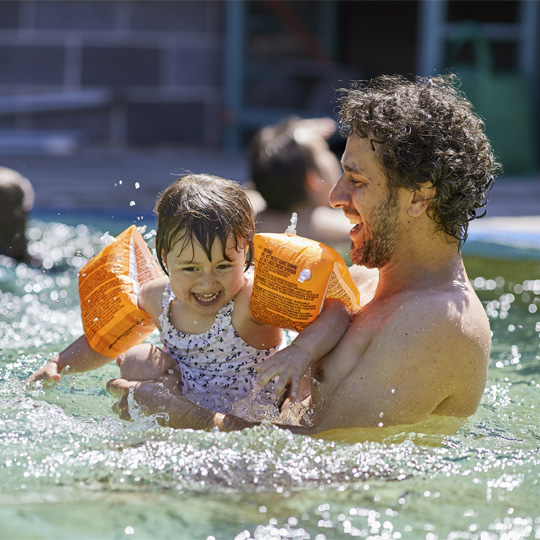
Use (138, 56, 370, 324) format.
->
(337, 74, 501, 246)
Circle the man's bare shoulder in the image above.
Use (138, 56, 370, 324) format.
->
(379, 284, 490, 353)
(311, 282, 490, 430)
(363, 286, 490, 414)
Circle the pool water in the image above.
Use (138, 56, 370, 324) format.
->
(1, 220, 539, 540)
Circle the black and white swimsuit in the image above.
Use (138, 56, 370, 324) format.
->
(159, 283, 281, 413)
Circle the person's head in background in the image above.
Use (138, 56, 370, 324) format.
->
(0, 167, 34, 263)
(248, 116, 341, 212)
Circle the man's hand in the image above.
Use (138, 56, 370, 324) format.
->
(107, 373, 260, 432)
(256, 344, 311, 400)
(26, 360, 62, 385)
(107, 378, 141, 421)
(107, 371, 181, 422)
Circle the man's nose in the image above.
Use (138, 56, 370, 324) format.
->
(329, 175, 348, 208)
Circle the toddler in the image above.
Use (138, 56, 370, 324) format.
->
(27, 174, 352, 414)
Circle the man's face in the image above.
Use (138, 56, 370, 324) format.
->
(329, 134, 401, 268)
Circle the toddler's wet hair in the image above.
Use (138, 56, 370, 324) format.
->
(155, 173, 256, 274)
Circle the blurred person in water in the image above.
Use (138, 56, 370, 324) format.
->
(245, 116, 351, 243)
(109, 74, 500, 436)
(0, 167, 34, 263)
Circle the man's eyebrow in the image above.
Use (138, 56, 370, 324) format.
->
(342, 163, 363, 175)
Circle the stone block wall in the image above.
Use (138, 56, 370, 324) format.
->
(0, 0, 225, 147)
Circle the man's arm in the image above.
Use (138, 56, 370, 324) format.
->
(108, 292, 489, 434)
(107, 375, 317, 434)
(107, 376, 257, 430)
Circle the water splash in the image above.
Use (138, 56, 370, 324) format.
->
(2, 223, 540, 539)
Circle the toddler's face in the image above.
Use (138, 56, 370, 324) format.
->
(164, 233, 247, 316)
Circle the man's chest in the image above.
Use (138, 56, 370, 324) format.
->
(312, 298, 396, 390)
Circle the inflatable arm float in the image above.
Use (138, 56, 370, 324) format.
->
(78, 225, 163, 358)
(250, 213, 360, 332)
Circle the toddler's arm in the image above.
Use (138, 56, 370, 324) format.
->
(257, 298, 352, 399)
(26, 277, 167, 385)
(26, 334, 113, 384)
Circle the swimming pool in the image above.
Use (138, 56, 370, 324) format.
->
(1, 218, 539, 540)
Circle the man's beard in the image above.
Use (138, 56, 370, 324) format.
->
(350, 195, 400, 268)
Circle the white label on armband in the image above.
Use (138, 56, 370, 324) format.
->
(298, 268, 312, 283)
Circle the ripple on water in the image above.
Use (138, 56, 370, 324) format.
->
(2, 373, 539, 498)
(1, 222, 540, 539)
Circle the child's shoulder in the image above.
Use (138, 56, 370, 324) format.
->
(141, 275, 169, 294)
(238, 269, 254, 296)
(139, 276, 169, 313)
(231, 271, 254, 313)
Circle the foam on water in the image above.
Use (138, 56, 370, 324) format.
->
(1, 220, 540, 539)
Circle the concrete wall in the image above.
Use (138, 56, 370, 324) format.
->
(0, 1, 225, 147)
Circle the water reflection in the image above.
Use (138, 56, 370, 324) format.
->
(1, 220, 540, 539)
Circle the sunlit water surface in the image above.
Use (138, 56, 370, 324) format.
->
(1, 220, 539, 540)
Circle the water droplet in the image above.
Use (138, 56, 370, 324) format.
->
(129, 201, 136, 207)
(135, 182, 140, 189)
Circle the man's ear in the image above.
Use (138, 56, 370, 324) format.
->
(407, 183, 436, 217)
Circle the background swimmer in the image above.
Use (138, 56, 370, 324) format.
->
(246, 116, 351, 243)
(0, 166, 34, 263)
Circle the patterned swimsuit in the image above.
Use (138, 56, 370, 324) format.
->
(159, 283, 280, 414)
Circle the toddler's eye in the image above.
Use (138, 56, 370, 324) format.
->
(217, 263, 232, 270)
(182, 266, 198, 272)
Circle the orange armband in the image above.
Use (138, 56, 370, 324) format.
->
(250, 231, 360, 332)
(78, 225, 163, 358)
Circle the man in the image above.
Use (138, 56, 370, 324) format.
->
(107, 74, 500, 435)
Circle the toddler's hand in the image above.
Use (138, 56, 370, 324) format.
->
(256, 344, 310, 401)
(25, 360, 62, 385)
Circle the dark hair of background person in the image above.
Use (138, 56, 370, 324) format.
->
(0, 167, 34, 262)
(248, 117, 318, 212)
